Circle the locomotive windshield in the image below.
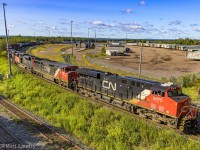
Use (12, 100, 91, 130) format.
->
(167, 89, 182, 97)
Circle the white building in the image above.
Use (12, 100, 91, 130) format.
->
(186, 49, 200, 60)
(106, 47, 125, 56)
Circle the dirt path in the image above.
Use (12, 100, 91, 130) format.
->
(32, 44, 200, 78)
(96, 46, 200, 78)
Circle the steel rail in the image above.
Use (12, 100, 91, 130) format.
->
(0, 98, 82, 150)
(0, 121, 25, 150)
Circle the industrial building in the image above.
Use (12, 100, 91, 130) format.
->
(186, 49, 200, 60)
(106, 46, 126, 56)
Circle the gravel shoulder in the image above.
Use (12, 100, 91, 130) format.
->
(0, 106, 49, 150)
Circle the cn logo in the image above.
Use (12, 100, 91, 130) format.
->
(43, 65, 50, 73)
(102, 80, 116, 91)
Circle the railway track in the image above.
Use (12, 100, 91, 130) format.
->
(0, 121, 25, 150)
(0, 97, 82, 150)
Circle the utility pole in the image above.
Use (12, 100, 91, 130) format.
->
(3, 3, 12, 77)
(126, 33, 127, 47)
(71, 21, 73, 56)
(138, 42, 143, 78)
(48, 30, 50, 43)
(88, 28, 90, 48)
(95, 29, 97, 48)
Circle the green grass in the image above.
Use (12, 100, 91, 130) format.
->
(0, 53, 200, 149)
(27, 44, 71, 62)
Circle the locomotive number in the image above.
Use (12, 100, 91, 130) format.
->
(102, 80, 116, 91)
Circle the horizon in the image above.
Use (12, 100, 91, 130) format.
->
(0, 0, 200, 39)
(1, 35, 200, 41)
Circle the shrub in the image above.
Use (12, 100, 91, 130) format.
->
(101, 47, 106, 56)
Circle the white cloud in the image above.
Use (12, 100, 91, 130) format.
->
(91, 21, 115, 28)
(37, 21, 45, 25)
(59, 18, 69, 25)
(193, 27, 200, 32)
(120, 9, 133, 14)
(140, 1, 146, 6)
(92, 21, 104, 25)
(106, 24, 115, 27)
(8, 24, 16, 28)
(51, 26, 58, 30)
(190, 24, 198, 27)
(169, 20, 182, 25)
(130, 25, 142, 29)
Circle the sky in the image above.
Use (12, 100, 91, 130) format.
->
(0, 0, 200, 39)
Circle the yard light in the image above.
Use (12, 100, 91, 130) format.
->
(88, 28, 90, 48)
(3, 3, 12, 77)
(71, 21, 73, 56)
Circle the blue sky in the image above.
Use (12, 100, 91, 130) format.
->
(0, 0, 200, 39)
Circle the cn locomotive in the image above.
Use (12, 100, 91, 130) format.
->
(10, 46, 198, 132)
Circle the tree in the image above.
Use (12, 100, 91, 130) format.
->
(101, 47, 106, 56)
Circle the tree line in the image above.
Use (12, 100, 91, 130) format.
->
(1, 36, 199, 52)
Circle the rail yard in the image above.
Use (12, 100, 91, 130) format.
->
(1, 1, 200, 150)
(1, 42, 200, 149)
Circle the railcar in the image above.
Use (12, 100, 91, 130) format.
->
(31, 57, 78, 89)
(11, 49, 79, 89)
(76, 68, 198, 130)
(9, 44, 21, 50)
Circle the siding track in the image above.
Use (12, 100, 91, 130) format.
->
(0, 97, 83, 150)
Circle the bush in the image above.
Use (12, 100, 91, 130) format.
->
(101, 47, 106, 56)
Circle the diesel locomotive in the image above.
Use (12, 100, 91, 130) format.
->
(10, 47, 198, 132)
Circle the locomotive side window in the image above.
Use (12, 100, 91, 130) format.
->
(168, 91, 173, 97)
(121, 80, 127, 84)
(136, 82, 140, 87)
(168, 89, 182, 97)
(132, 81, 135, 86)
(97, 73, 100, 79)
(152, 91, 157, 94)
(152, 90, 165, 97)
(141, 83, 145, 88)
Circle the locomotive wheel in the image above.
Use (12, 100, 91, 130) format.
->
(70, 81, 77, 91)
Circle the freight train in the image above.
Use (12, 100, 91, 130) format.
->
(9, 45, 198, 132)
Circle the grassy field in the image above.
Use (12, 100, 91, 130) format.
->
(1, 53, 200, 149)
(27, 44, 71, 62)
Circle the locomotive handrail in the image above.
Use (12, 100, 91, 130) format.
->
(184, 105, 198, 119)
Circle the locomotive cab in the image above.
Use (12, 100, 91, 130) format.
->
(166, 86, 198, 120)
(54, 65, 79, 89)
(143, 83, 198, 119)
